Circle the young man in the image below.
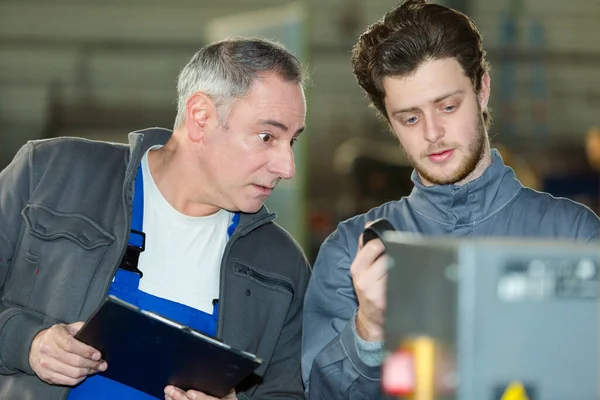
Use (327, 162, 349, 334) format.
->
(0, 37, 310, 399)
(301, 1, 600, 398)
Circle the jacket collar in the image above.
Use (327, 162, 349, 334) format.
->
(126, 128, 274, 230)
(407, 149, 523, 226)
(128, 127, 171, 166)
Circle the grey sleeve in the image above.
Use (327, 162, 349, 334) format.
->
(585, 229, 600, 242)
(248, 254, 310, 400)
(0, 143, 50, 375)
(563, 200, 600, 242)
(302, 239, 381, 400)
(581, 211, 600, 242)
(353, 311, 384, 367)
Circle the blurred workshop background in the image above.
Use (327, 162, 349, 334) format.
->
(1, 0, 599, 261)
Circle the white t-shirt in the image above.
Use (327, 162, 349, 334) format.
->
(136, 148, 232, 314)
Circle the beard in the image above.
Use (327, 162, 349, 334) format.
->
(404, 111, 487, 186)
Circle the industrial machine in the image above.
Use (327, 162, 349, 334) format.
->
(381, 233, 599, 400)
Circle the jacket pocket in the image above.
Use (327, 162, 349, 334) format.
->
(2, 204, 115, 322)
(229, 262, 295, 376)
(233, 263, 295, 297)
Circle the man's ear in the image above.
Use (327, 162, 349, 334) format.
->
(185, 92, 217, 143)
(478, 72, 491, 110)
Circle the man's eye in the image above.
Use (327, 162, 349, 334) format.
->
(290, 137, 299, 147)
(444, 105, 456, 112)
(258, 133, 273, 143)
(404, 116, 418, 125)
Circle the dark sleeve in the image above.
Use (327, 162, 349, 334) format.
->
(0, 143, 52, 375)
(245, 253, 311, 399)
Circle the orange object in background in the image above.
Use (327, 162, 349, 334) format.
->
(585, 126, 600, 172)
(382, 336, 457, 400)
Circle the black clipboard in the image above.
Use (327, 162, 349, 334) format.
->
(75, 295, 262, 398)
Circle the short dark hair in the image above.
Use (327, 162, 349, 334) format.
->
(351, 0, 491, 128)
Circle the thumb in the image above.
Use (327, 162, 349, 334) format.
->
(66, 321, 85, 336)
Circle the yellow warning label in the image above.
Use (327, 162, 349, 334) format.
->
(500, 381, 530, 400)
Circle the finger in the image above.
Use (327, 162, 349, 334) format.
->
(165, 386, 187, 400)
(354, 264, 388, 298)
(374, 273, 389, 310)
(66, 322, 85, 336)
(185, 390, 200, 399)
(40, 369, 85, 387)
(225, 390, 237, 400)
(57, 331, 102, 361)
(42, 354, 102, 380)
(351, 239, 386, 275)
(359, 255, 390, 284)
(52, 347, 106, 371)
(37, 325, 101, 364)
(186, 390, 214, 399)
(35, 357, 89, 386)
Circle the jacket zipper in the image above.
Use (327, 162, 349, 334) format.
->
(233, 264, 295, 296)
(216, 213, 275, 340)
(98, 152, 140, 306)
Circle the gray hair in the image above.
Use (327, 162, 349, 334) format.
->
(174, 36, 307, 129)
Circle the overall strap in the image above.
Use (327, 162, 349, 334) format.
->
(129, 166, 145, 247)
(120, 166, 146, 277)
(120, 165, 240, 279)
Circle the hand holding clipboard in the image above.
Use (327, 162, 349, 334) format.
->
(75, 296, 262, 398)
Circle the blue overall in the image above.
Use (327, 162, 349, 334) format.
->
(68, 167, 239, 399)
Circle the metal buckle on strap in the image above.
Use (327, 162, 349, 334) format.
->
(120, 229, 146, 278)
